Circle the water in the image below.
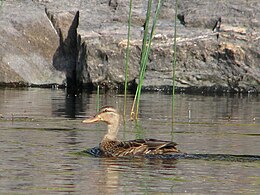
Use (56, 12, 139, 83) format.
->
(0, 88, 259, 194)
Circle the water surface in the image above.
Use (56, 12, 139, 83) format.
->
(0, 88, 259, 194)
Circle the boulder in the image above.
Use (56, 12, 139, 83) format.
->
(0, 0, 65, 86)
(0, 0, 259, 93)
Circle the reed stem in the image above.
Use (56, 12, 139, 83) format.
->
(124, 0, 133, 119)
(0, 0, 4, 8)
(135, 0, 163, 120)
(130, 0, 152, 120)
(140, 0, 152, 67)
(172, 0, 178, 126)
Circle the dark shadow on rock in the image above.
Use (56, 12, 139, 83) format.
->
(50, 10, 80, 94)
(77, 39, 93, 91)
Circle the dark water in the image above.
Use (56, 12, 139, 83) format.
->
(0, 88, 259, 194)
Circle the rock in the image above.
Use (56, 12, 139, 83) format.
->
(0, 0, 259, 93)
(45, 9, 79, 91)
(0, 0, 66, 86)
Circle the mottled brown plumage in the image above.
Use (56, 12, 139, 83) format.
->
(82, 106, 180, 157)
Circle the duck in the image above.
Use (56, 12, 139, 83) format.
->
(82, 106, 180, 157)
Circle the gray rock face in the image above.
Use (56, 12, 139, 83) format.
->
(0, 0, 65, 86)
(0, 0, 259, 93)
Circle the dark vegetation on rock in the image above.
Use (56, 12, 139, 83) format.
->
(0, 0, 259, 93)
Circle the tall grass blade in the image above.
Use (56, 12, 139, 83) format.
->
(124, 0, 133, 119)
(130, 89, 137, 120)
(130, 0, 152, 120)
(171, 0, 178, 139)
(140, 0, 152, 67)
(0, 0, 4, 8)
(135, 0, 163, 120)
(135, 121, 145, 139)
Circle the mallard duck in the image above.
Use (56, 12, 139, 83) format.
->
(82, 106, 180, 157)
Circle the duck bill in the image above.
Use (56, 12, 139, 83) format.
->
(82, 115, 101, 124)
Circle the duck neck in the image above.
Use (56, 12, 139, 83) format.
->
(103, 117, 120, 141)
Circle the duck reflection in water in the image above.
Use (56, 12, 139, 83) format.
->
(82, 106, 180, 157)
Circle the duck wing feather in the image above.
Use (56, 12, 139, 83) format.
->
(115, 138, 180, 156)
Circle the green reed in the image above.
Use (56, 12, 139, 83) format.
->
(135, 121, 145, 139)
(172, 0, 178, 123)
(130, 0, 152, 120)
(171, 0, 178, 140)
(140, 0, 153, 70)
(124, 0, 133, 119)
(131, 0, 162, 120)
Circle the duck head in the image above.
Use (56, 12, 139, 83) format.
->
(82, 106, 120, 140)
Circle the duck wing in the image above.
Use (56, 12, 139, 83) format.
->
(115, 138, 180, 156)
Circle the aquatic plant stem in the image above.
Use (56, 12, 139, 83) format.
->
(130, 0, 152, 120)
(135, 0, 163, 120)
(130, 89, 137, 120)
(140, 0, 152, 68)
(124, 0, 133, 120)
(171, 0, 178, 133)
(0, 0, 4, 8)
